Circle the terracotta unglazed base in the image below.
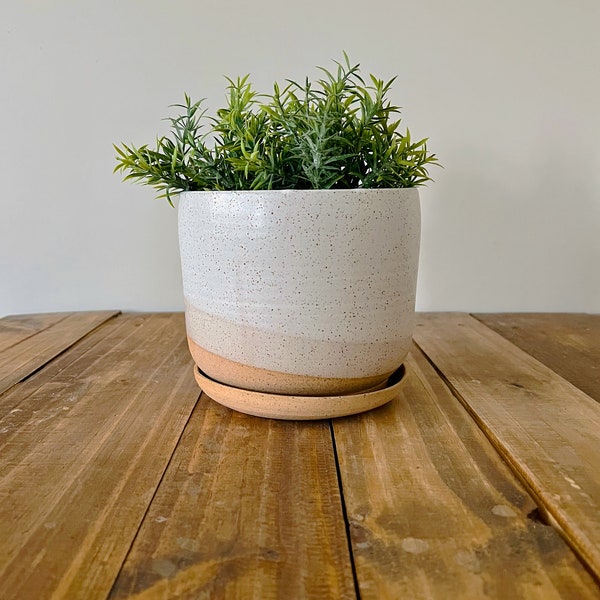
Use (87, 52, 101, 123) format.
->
(193, 364, 408, 420)
(187, 337, 395, 395)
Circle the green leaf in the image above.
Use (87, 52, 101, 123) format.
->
(113, 54, 440, 200)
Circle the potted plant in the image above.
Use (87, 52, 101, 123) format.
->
(114, 54, 438, 419)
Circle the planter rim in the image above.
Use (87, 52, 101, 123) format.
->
(178, 188, 419, 196)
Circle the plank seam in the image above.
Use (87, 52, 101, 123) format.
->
(107, 390, 203, 598)
(412, 338, 600, 586)
(329, 420, 361, 600)
(470, 313, 600, 405)
(0, 311, 121, 398)
(0, 313, 73, 353)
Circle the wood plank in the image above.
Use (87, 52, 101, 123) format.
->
(0, 312, 71, 353)
(474, 313, 600, 403)
(0, 313, 200, 600)
(413, 312, 600, 582)
(109, 395, 356, 600)
(0, 310, 120, 396)
(333, 346, 599, 599)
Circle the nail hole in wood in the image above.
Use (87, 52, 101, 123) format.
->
(527, 508, 550, 526)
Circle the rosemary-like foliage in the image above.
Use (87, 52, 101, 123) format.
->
(114, 54, 439, 204)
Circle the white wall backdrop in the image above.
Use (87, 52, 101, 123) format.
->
(1, 0, 599, 316)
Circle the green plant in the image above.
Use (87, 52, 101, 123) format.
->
(114, 54, 439, 204)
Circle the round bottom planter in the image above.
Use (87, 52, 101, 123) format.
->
(193, 364, 408, 420)
(179, 188, 420, 418)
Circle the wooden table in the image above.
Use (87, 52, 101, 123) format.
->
(1, 312, 599, 599)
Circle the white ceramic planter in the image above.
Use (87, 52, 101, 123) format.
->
(178, 188, 420, 407)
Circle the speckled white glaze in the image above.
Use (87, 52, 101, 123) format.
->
(178, 189, 420, 385)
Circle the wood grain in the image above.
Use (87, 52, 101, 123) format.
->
(413, 313, 600, 582)
(0, 313, 200, 600)
(333, 346, 599, 599)
(474, 313, 600, 403)
(2, 311, 598, 599)
(0, 312, 70, 353)
(0, 310, 119, 396)
(109, 394, 356, 600)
